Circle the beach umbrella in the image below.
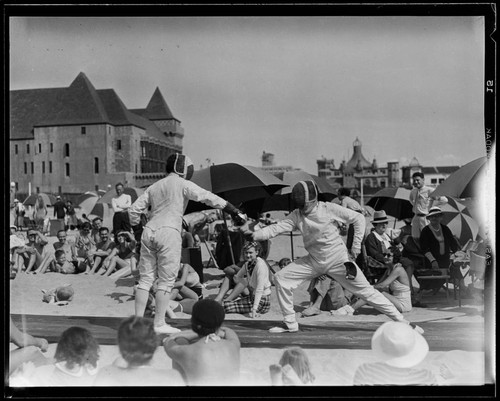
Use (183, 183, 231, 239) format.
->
(97, 186, 145, 205)
(366, 187, 413, 221)
(242, 170, 337, 216)
(431, 156, 488, 199)
(23, 193, 56, 206)
(76, 193, 99, 216)
(185, 163, 288, 214)
(440, 197, 480, 247)
(84, 189, 106, 198)
(185, 163, 288, 264)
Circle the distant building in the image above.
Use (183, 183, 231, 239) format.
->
(317, 137, 400, 193)
(260, 151, 295, 175)
(10, 72, 184, 197)
(401, 157, 460, 188)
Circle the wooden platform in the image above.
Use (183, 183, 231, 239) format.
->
(11, 314, 485, 352)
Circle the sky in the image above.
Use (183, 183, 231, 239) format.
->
(9, 15, 488, 174)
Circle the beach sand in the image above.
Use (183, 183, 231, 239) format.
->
(9, 231, 489, 388)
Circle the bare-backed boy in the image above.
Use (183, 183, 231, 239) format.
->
(163, 299, 241, 386)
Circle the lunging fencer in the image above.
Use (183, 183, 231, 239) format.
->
(241, 180, 423, 334)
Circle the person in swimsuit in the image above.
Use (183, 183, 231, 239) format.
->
(332, 247, 412, 315)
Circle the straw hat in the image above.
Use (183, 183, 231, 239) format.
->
(426, 206, 443, 218)
(371, 210, 389, 224)
(371, 321, 429, 368)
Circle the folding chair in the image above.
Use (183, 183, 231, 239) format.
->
(417, 268, 450, 303)
(402, 237, 450, 303)
(464, 251, 486, 300)
(203, 240, 219, 269)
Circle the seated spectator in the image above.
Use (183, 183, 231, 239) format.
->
(420, 207, 461, 270)
(213, 261, 245, 303)
(10, 327, 100, 386)
(36, 230, 78, 275)
(181, 219, 196, 248)
(74, 222, 96, 273)
(353, 321, 437, 385)
(332, 247, 412, 315)
(364, 211, 423, 306)
(183, 211, 218, 246)
(220, 241, 272, 318)
(419, 207, 462, 294)
(102, 231, 137, 278)
(90, 217, 103, 243)
(10, 225, 25, 278)
(269, 347, 315, 385)
(93, 316, 184, 386)
(301, 275, 353, 317)
(9, 316, 49, 375)
(163, 299, 241, 386)
(17, 230, 51, 274)
(170, 263, 204, 303)
(47, 249, 77, 274)
(87, 227, 116, 274)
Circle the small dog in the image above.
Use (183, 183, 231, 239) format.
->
(41, 284, 74, 306)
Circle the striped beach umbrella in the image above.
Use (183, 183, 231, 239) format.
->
(440, 197, 480, 246)
(23, 193, 56, 206)
(89, 202, 114, 224)
(76, 193, 99, 216)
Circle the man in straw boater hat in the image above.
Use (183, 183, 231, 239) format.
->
(242, 180, 424, 334)
(365, 210, 425, 307)
(353, 321, 437, 385)
(128, 154, 246, 334)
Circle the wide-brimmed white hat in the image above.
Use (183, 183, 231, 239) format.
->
(426, 206, 444, 218)
(371, 321, 429, 368)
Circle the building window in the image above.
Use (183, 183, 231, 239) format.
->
(27, 144, 30, 154)
(65, 163, 70, 177)
(15, 144, 18, 154)
(135, 163, 138, 173)
(117, 140, 122, 150)
(50, 143, 53, 153)
(36, 187, 40, 193)
(94, 157, 99, 174)
(49, 161, 52, 173)
(81, 127, 86, 135)
(431, 178, 438, 184)
(39, 143, 42, 153)
(42, 161, 45, 174)
(58, 186, 62, 194)
(31, 162, 34, 174)
(439, 178, 445, 183)
(24, 162, 27, 174)
(95, 185, 99, 192)
(64, 143, 70, 157)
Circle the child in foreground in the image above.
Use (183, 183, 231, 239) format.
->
(93, 316, 184, 386)
(269, 347, 315, 385)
